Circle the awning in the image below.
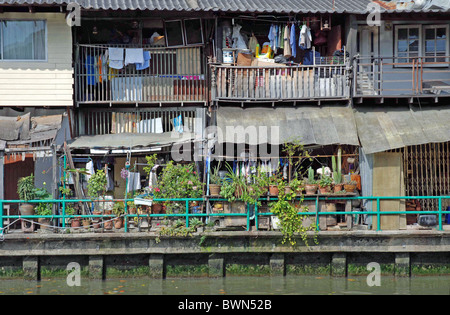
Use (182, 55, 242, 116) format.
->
(354, 105, 450, 154)
(215, 106, 360, 146)
(68, 131, 195, 149)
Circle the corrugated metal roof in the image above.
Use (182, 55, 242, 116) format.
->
(0, 0, 382, 13)
(0, 0, 448, 15)
(216, 106, 360, 146)
(354, 105, 450, 155)
(68, 131, 194, 149)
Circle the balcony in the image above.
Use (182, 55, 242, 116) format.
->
(75, 44, 208, 106)
(354, 55, 450, 101)
(210, 59, 351, 104)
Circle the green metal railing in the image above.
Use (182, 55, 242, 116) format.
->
(0, 195, 449, 234)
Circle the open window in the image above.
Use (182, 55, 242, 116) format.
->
(164, 18, 203, 47)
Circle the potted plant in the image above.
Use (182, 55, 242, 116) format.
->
(268, 175, 280, 196)
(219, 163, 245, 201)
(305, 167, 318, 195)
(17, 174, 36, 216)
(209, 163, 223, 196)
(318, 167, 333, 194)
(65, 204, 80, 228)
(344, 180, 357, 193)
(289, 175, 304, 196)
(112, 201, 125, 229)
(35, 201, 52, 230)
(332, 150, 344, 193)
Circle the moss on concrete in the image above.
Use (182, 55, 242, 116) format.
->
(165, 265, 209, 277)
(226, 264, 271, 276)
(286, 264, 331, 275)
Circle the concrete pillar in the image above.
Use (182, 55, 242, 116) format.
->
(149, 254, 165, 278)
(331, 253, 347, 277)
(269, 254, 285, 276)
(89, 255, 104, 279)
(208, 254, 225, 277)
(23, 256, 39, 280)
(395, 253, 410, 277)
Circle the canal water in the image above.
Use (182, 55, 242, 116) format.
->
(0, 275, 449, 295)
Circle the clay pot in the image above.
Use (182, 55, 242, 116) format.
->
(305, 184, 318, 195)
(319, 185, 331, 194)
(269, 185, 279, 196)
(82, 219, 91, 229)
(284, 186, 292, 195)
(103, 219, 113, 230)
(92, 210, 102, 228)
(152, 203, 163, 214)
(344, 184, 357, 193)
(19, 203, 35, 216)
(114, 217, 123, 229)
(71, 218, 81, 228)
(209, 184, 221, 196)
(38, 218, 52, 230)
(333, 184, 343, 193)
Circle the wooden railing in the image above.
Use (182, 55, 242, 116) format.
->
(354, 55, 450, 97)
(210, 61, 351, 102)
(75, 44, 208, 105)
(75, 107, 198, 136)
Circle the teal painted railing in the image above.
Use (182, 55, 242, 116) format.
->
(0, 195, 449, 234)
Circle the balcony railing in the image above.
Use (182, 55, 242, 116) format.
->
(354, 55, 450, 98)
(75, 44, 208, 105)
(75, 107, 199, 136)
(210, 60, 351, 103)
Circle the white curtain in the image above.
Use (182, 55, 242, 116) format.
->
(2, 20, 46, 60)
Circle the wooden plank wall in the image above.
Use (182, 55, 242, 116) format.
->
(0, 13, 73, 107)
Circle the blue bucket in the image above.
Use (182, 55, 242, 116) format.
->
(446, 206, 450, 224)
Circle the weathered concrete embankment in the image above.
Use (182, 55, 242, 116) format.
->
(0, 231, 449, 280)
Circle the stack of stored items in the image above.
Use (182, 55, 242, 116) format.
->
(406, 199, 421, 225)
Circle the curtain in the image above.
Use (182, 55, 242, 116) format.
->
(2, 20, 46, 60)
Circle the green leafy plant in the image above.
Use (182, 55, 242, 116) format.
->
(332, 149, 343, 185)
(17, 174, 36, 202)
(143, 154, 158, 175)
(318, 174, 333, 188)
(305, 167, 317, 185)
(209, 163, 223, 185)
(112, 201, 125, 217)
(87, 169, 107, 198)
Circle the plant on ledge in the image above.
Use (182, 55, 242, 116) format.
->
(270, 180, 317, 247)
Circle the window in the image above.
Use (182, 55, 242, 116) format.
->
(395, 25, 420, 64)
(423, 25, 449, 63)
(395, 24, 449, 66)
(0, 20, 46, 61)
(164, 18, 203, 47)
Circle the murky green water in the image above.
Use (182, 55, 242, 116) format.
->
(0, 275, 449, 295)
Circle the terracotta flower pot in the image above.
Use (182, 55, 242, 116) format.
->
(71, 218, 81, 228)
(82, 219, 91, 229)
(103, 219, 113, 230)
(209, 184, 221, 196)
(269, 185, 279, 196)
(19, 203, 35, 216)
(284, 186, 292, 195)
(38, 218, 52, 230)
(152, 203, 163, 214)
(319, 185, 331, 194)
(344, 184, 357, 193)
(114, 217, 123, 229)
(305, 184, 317, 195)
(333, 184, 343, 193)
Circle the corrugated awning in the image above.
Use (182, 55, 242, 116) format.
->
(354, 105, 450, 154)
(216, 106, 360, 146)
(68, 131, 194, 149)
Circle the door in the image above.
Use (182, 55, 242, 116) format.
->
(357, 26, 380, 95)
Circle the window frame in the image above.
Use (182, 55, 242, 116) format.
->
(394, 23, 449, 68)
(422, 24, 449, 67)
(0, 19, 48, 62)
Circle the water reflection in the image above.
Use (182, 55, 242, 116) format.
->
(0, 275, 448, 295)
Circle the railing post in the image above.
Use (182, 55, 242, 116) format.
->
(185, 199, 189, 228)
(0, 200, 3, 232)
(438, 196, 442, 231)
(246, 202, 250, 231)
(376, 197, 381, 231)
(254, 202, 258, 231)
(315, 196, 320, 231)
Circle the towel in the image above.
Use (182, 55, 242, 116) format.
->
(136, 51, 151, 70)
(125, 48, 144, 66)
(108, 47, 124, 69)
